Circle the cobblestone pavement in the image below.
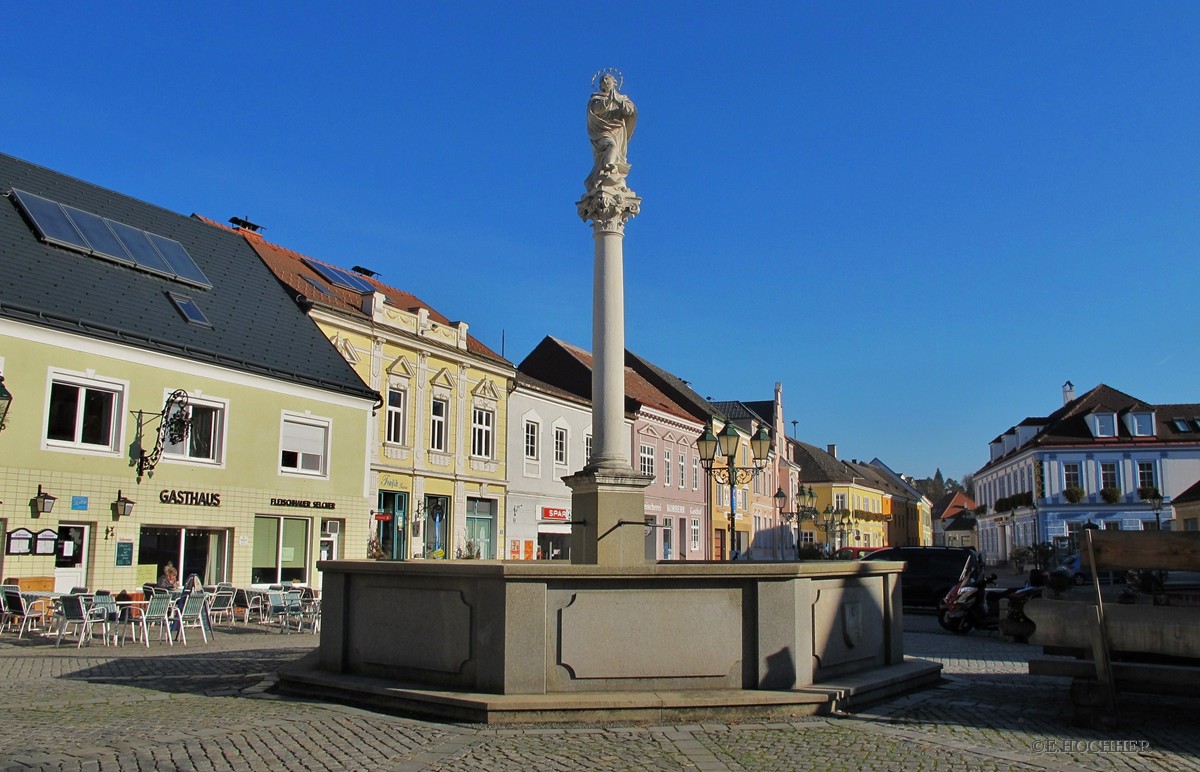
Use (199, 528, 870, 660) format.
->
(1, 615, 1196, 771)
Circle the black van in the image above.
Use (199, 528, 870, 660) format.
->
(861, 546, 978, 608)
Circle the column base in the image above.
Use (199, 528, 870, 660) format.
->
(563, 468, 654, 566)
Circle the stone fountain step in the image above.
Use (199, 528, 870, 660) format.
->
(278, 653, 941, 725)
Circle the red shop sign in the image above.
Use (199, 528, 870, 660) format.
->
(542, 507, 569, 521)
(373, 512, 393, 522)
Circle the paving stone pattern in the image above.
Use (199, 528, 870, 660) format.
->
(1, 615, 1197, 770)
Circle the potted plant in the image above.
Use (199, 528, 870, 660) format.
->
(1010, 546, 1031, 573)
(1064, 486, 1086, 503)
(1100, 487, 1122, 504)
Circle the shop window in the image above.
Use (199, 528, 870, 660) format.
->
(138, 526, 229, 586)
(252, 516, 309, 584)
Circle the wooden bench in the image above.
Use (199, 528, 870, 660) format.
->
(1024, 529, 1200, 727)
(8, 576, 55, 593)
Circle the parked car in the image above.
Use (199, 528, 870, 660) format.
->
(861, 546, 979, 608)
(1059, 554, 1119, 585)
(834, 546, 879, 560)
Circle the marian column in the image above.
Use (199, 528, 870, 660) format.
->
(564, 70, 653, 565)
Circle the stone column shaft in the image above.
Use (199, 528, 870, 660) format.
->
(590, 228, 628, 471)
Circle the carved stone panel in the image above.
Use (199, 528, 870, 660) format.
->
(558, 588, 740, 679)
(811, 579, 885, 676)
(355, 585, 472, 674)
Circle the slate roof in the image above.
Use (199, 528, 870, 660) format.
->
(978, 383, 1200, 474)
(623, 351, 723, 423)
(845, 459, 910, 498)
(1173, 477, 1200, 506)
(0, 153, 377, 402)
(517, 337, 698, 423)
(790, 440, 856, 483)
(198, 217, 508, 367)
(514, 370, 591, 409)
(944, 515, 977, 532)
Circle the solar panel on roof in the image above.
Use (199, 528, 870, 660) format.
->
(304, 259, 375, 294)
(61, 204, 134, 265)
(8, 187, 212, 290)
(107, 220, 174, 276)
(10, 188, 89, 251)
(147, 233, 211, 288)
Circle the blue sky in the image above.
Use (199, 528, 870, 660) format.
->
(6, 3, 1199, 483)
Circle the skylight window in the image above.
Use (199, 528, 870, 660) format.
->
(302, 275, 332, 295)
(9, 188, 212, 289)
(167, 292, 211, 327)
(303, 258, 375, 294)
(1173, 419, 1192, 433)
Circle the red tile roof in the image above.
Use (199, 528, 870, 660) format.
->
(193, 215, 507, 365)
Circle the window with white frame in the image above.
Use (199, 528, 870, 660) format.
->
(524, 420, 540, 460)
(1100, 461, 1119, 491)
(663, 448, 672, 486)
(429, 398, 448, 452)
(585, 434, 593, 462)
(1063, 462, 1082, 491)
(678, 450, 686, 489)
(386, 388, 407, 445)
(164, 397, 225, 463)
(835, 493, 847, 511)
(45, 373, 124, 452)
(692, 456, 699, 490)
(1137, 461, 1156, 491)
(1130, 413, 1153, 437)
(471, 408, 494, 458)
(639, 443, 655, 478)
(1094, 413, 1116, 437)
(800, 530, 815, 544)
(691, 517, 700, 550)
(554, 427, 568, 465)
(280, 414, 329, 476)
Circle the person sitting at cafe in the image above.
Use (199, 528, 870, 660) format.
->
(158, 562, 179, 589)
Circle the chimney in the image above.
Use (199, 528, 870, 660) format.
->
(827, 443, 838, 459)
(1062, 380, 1075, 405)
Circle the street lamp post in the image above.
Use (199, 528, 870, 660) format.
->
(697, 420, 772, 561)
(1147, 490, 1165, 530)
(774, 484, 818, 560)
(813, 506, 854, 555)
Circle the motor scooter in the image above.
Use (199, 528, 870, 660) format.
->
(937, 567, 1042, 638)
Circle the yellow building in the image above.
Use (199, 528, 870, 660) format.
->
(246, 233, 514, 560)
(0, 156, 377, 593)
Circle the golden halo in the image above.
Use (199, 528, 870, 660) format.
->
(591, 68, 624, 92)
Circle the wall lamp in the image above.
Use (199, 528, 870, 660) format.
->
(34, 484, 57, 515)
(113, 490, 136, 518)
(0, 375, 12, 431)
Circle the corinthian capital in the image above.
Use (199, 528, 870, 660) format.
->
(577, 186, 641, 234)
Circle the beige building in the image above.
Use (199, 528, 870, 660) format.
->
(241, 228, 514, 560)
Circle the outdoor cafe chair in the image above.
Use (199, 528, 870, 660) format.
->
(235, 588, 265, 624)
(54, 593, 105, 648)
(174, 592, 209, 644)
(0, 585, 16, 632)
(135, 591, 175, 647)
(2, 589, 48, 639)
(264, 590, 302, 633)
(206, 589, 236, 626)
(90, 590, 122, 646)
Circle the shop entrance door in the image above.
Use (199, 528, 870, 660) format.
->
(54, 524, 89, 593)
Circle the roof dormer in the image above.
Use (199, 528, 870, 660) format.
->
(1124, 409, 1155, 438)
(1088, 410, 1118, 438)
